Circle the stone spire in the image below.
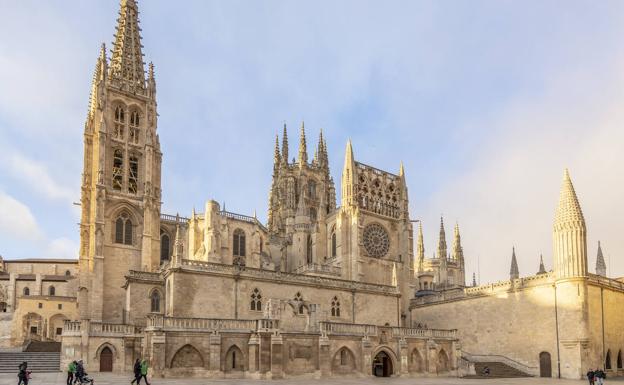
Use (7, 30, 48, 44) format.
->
(553, 169, 587, 278)
(172, 215, 183, 266)
(416, 222, 425, 273)
(596, 241, 607, 276)
(437, 217, 448, 260)
(281, 123, 289, 166)
(510, 247, 519, 280)
(341, 140, 356, 207)
(109, 0, 146, 88)
(316, 129, 329, 170)
(273, 134, 281, 172)
(298, 121, 307, 166)
(87, 44, 108, 124)
(537, 254, 546, 274)
(451, 222, 463, 262)
(472, 272, 477, 287)
(147, 61, 156, 99)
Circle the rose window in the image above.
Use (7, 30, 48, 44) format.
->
(363, 223, 390, 258)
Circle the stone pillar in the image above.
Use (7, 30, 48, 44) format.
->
(34, 274, 42, 296)
(80, 320, 91, 365)
(248, 334, 260, 373)
(452, 340, 461, 372)
(209, 333, 222, 372)
(427, 339, 438, 375)
(8, 273, 16, 312)
(399, 338, 408, 375)
(270, 332, 283, 379)
(361, 336, 373, 376)
(319, 335, 331, 377)
(150, 333, 166, 376)
(124, 337, 135, 372)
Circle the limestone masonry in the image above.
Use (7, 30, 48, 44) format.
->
(0, 0, 622, 380)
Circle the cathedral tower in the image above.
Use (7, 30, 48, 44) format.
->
(553, 169, 587, 279)
(79, 0, 161, 322)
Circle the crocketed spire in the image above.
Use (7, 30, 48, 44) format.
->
(596, 241, 607, 276)
(510, 247, 519, 280)
(555, 169, 585, 225)
(437, 217, 447, 260)
(451, 222, 463, 262)
(281, 123, 289, 165)
(416, 222, 425, 272)
(298, 121, 307, 166)
(109, 0, 146, 87)
(273, 134, 281, 171)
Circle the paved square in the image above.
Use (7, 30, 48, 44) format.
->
(0, 373, 614, 385)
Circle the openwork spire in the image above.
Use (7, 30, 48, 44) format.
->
(451, 222, 463, 262)
(298, 121, 307, 165)
(273, 134, 281, 169)
(87, 44, 108, 123)
(510, 247, 519, 280)
(437, 217, 447, 260)
(596, 241, 607, 276)
(109, 0, 146, 87)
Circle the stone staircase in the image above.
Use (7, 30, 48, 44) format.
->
(469, 361, 533, 378)
(0, 352, 61, 373)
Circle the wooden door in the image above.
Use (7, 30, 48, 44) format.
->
(100, 347, 113, 372)
(539, 352, 551, 377)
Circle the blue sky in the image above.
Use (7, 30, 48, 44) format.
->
(1, 1, 623, 282)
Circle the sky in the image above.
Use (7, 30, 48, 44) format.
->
(0, 0, 623, 283)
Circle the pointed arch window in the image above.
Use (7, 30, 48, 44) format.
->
(160, 230, 170, 262)
(128, 155, 139, 194)
(48, 286, 55, 296)
(308, 180, 317, 199)
(606, 349, 612, 370)
(309, 207, 317, 222)
(23, 287, 30, 296)
(250, 288, 262, 311)
(294, 292, 304, 314)
(617, 350, 622, 369)
(112, 149, 124, 191)
(129, 110, 140, 144)
(340, 349, 347, 365)
(306, 235, 313, 264)
(233, 229, 246, 266)
(331, 226, 337, 258)
(331, 296, 341, 317)
(113, 106, 125, 139)
(150, 290, 161, 313)
(114, 213, 133, 245)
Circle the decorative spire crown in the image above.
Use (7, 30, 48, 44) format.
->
(298, 121, 307, 165)
(109, 0, 146, 87)
(281, 123, 289, 165)
(437, 217, 447, 260)
(538, 254, 546, 274)
(555, 169, 585, 226)
(596, 241, 607, 276)
(510, 247, 519, 280)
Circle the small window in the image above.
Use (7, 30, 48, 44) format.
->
(23, 287, 30, 296)
(56, 327, 62, 336)
(113, 106, 125, 139)
(250, 288, 262, 311)
(58, 304, 62, 310)
(606, 349, 612, 370)
(160, 230, 170, 262)
(331, 228, 337, 258)
(309, 207, 317, 222)
(233, 229, 246, 267)
(38, 303, 42, 309)
(129, 110, 140, 144)
(151, 290, 161, 313)
(294, 292, 304, 314)
(65, 270, 71, 276)
(306, 235, 312, 264)
(331, 296, 341, 317)
(49, 286, 55, 296)
(340, 349, 347, 365)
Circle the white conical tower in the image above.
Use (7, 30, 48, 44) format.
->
(553, 169, 587, 279)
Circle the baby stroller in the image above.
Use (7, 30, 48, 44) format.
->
(75, 373, 94, 385)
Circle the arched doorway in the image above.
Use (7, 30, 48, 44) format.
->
(100, 347, 113, 372)
(539, 351, 551, 377)
(373, 351, 393, 377)
(225, 345, 244, 372)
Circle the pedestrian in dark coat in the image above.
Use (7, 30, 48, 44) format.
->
(131, 358, 142, 384)
(17, 361, 29, 385)
(587, 369, 595, 385)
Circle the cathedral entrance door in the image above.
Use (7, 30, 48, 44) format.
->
(539, 352, 551, 377)
(373, 351, 393, 377)
(100, 347, 113, 372)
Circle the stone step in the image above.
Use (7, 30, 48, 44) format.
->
(472, 361, 532, 378)
(0, 352, 61, 373)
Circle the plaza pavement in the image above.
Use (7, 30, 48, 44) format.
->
(2, 372, 622, 385)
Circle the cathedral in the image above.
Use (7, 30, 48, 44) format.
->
(0, 0, 622, 380)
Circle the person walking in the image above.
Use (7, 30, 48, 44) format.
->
(67, 361, 77, 385)
(131, 358, 141, 385)
(595, 368, 606, 385)
(139, 359, 150, 385)
(17, 361, 29, 385)
(587, 368, 595, 385)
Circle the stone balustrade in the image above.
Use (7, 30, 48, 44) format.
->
(147, 315, 257, 332)
(89, 322, 137, 336)
(319, 321, 377, 336)
(391, 327, 457, 339)
(63, 321, 81, 336)
(294, 263, 341, 277)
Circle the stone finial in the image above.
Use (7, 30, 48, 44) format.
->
(510, 247, 519, 280)
(273, 134, 281, 168)
(298, 121, 307, 166)
(416, 222, 425, 272)
(451, 222, 464, 263)
(537, 254, 546, 274)
(437, 217, 447, 260)
(281, 123, 289, 166)
(596, 241, 607, 276)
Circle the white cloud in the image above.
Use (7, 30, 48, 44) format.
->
(0, 190, 44, 241)
(43, 237, 79, 260)
(2, 151, 76, 203)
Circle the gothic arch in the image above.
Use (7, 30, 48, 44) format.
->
(95, 342, 118, 359)
(331, 346, 356, 374)
(108, 203, 142, 226)
(149, 288, 163, 313)
(48, 313, 68, 341)
(437, 349, 449, 373)
(372, 346, 397, 377)
(171, 344, 204, 368)
(409, 347, 424, 373)
(606, 349, 612, 370)
(224, 344, 245, 372)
